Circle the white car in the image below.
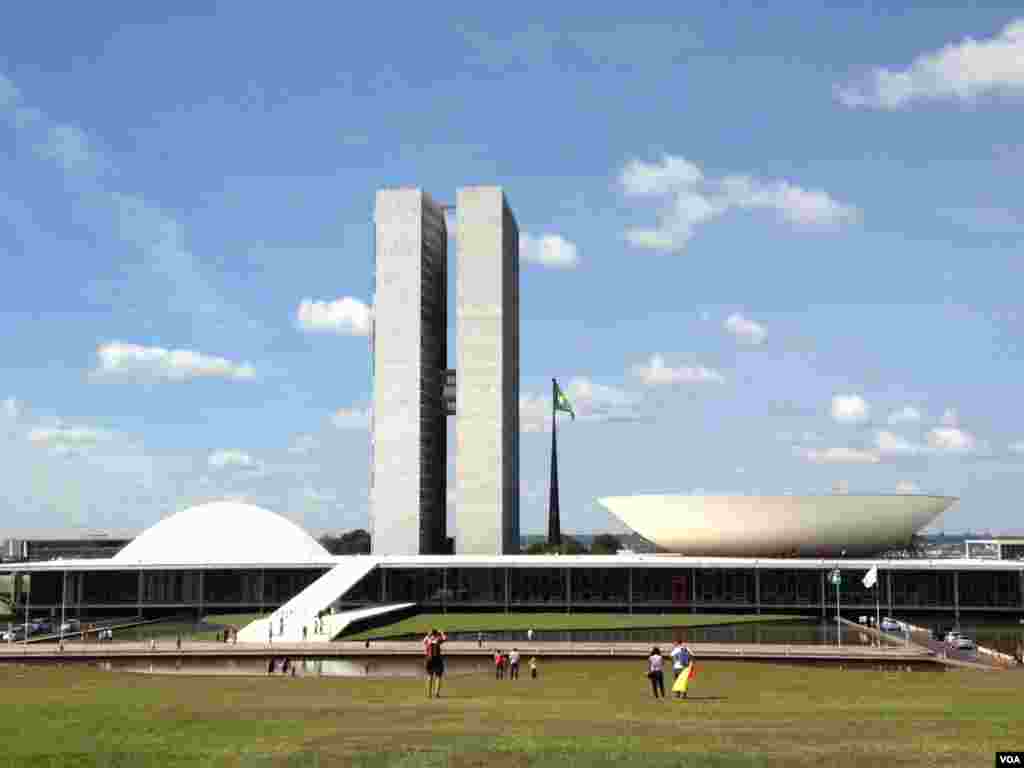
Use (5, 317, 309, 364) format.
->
(880, 618, 902, 632)
(946, 633, 975, 650)
(2, 626, 27, 642)
(60, 619, 81, 635)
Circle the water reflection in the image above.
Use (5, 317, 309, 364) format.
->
(100, 656, 490, 678)
(389, 621, 880, 646)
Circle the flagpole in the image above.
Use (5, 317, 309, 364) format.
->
(548, 378, 561, 548)
(875, 570, 881, 640)
(61, 571, 66, 647)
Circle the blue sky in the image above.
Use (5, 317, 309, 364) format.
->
(2, 3, 1023, 537)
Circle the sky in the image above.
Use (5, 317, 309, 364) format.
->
(2, 3, 1024, 538)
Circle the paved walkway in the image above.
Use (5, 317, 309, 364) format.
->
(0, 639, 937, 666)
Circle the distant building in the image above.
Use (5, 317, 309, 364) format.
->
(2, 536, 132, 563)
(964, 538, 1024, 561)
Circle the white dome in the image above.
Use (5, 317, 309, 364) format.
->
(114, 500, 331, 564)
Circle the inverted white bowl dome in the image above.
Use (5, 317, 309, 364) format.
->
(114, 500, 330, 564)
(598, 494, 956, 557)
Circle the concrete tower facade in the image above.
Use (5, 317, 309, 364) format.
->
(455, 186, 520, 555)
(370, 188, 448, 556)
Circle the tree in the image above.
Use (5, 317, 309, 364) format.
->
(524, 536, 587, 555)
(589, 533, 622, 555)
(318, 529, 371, 555)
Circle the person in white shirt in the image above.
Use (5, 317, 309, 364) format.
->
(509, 648, 521, 679)
(647, 646, 665, 698)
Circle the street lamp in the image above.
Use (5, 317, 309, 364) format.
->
(830, 550, 847, 647)
(830, 567, 841, 647)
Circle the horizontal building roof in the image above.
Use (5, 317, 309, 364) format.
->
(5, 553, 1023, 573)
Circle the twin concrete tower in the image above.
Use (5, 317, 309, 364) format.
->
(370, 187, 520, 556)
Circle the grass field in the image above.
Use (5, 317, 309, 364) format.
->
(0, 660, 1018, 767)
(345, 613, 806, 640)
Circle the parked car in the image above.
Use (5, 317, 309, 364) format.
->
(945, 631, 975, 650)
(954, 635, 976, 650)
(880, 617, 902, 632)
(2, 625, 27, 642)
(60, 619, 81, 635)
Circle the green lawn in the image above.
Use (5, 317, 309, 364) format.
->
(204, 613, 269, 629)
(346, 612, 807, 640)
(105, 621, 227, 643)
(0, 659, 1018, 766)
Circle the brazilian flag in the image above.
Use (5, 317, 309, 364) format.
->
(554, 380, 575, 420)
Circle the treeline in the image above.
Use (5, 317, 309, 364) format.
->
(318, 530, 641, 556)
(318, 529, 371, 555)
(524, 533, 624, 555)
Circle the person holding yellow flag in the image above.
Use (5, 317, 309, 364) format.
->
(670, 642, 696, 699)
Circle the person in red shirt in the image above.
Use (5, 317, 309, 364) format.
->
(494, 649, 505, 680)
(423, 628, 448, 698)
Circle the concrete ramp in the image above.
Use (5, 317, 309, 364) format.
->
(237, 557, 380, 643)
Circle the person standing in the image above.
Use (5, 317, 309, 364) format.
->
(477, 631, 483, 648)
(509, 648, 521, 680)
(527, 628, 534, 642)
(423, 628, 447, 698)
(670, 641, 690, 699)
(529, 656, 538, 679)
(494, 649, 505, 680)
(647, 646, 665, 699)
(671, 644, 696, 700)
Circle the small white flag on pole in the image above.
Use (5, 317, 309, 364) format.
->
(862, 565, 878, 589)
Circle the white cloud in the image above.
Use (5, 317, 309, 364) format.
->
(896, 480, 920, 494)
(630, 354, 725, 386)
(331, 407, 370, 430)
(1010, 441, 1024, 455)
(799, 446, 880, 464)
(831, 395, 870, 424)
(620, 155, 859, 252)
(40, 123, 97, 174)
(521, 376, 641, 432)
(93, 342, 255, 383)
(888, 406, 922, 425)
(724, 313, 767, 345)
(28, 425, 112, 450)
(296, 297, 371, 336)
(303, 487, 338, 504)
(940, 408, 959, 427)
(875, 427, 979, 457)
(875, 430, 922, 457)
(520, 233, 580, 269)
(927, 427, 976, 454)
(208, 449, 259, 470)
(837, 18, 1024, 109)
(2, 397, 18, 420)
(0, 73, 20, 107)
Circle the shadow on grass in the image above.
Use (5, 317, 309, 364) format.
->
(672, 695, 728, 702)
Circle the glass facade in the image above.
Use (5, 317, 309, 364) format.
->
(7, 564, 1023, 616)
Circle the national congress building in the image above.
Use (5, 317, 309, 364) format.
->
(4, 185, 1020, 642)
